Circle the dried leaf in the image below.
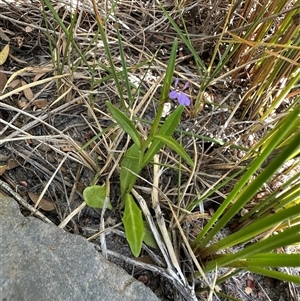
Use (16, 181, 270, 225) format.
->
(0, 164, 7, 175)
(8, 53, 27, 64)
(247, 279, 255, 289)
(0, 28, 10, 42)
(0, 66, 7, 92)
(17, 97, 28, 109)
(5, 67, 28, 88)
(28, 192, 55, 211)
(33, 73, 46, 81)
(0, 44, 10, 65)
(8, 79, 21, 89)
(33, 99, 48, 109)
(6, 158, 19, 170)
(21, 80, 34, 101)
(24, 26, 34, 33)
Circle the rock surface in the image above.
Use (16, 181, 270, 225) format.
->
(0, 197, 160, 301)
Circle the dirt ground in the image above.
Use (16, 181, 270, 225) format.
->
(0, 1, 299, 300)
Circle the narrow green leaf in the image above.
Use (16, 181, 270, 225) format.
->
(42, 0, 93, 73)
(83, 185, 112, 209)
(120, 144, 143, 197)
(106, 101, 142, 148)
(200, 203, 300, 257)
(193, 106, 300, 247)
(203, 224, 300, 273)
(122, 193, 145, 257)
(158, 5, 207, 76)
(142, 105, 184, 167)
(161, 38, 178, 101)
(232, 254, 300, 268)
(113, 16, 133, 105)
(155, 134, 194, 167)
(246, 267, 300, 284)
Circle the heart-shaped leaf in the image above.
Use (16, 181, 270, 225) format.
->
(83, 185, 112, 209)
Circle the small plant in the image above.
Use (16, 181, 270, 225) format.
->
(40, 0, 300, 299)
(84, 38, 194, 256)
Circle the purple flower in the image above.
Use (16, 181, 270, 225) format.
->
(169, 78, 191, 106)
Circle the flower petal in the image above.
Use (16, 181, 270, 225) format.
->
(174, 78, 179, 88)
(177, 93, 191, 106)
(182, 82, 189, 91)
(169, 91, 179, 100)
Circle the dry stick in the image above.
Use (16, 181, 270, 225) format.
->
(33, 153, 69, 209)
(152, 155, 187, 284)
(0, 102, 98, 171)
(132, 188, 197, 301)
(178, 136, 197, 207)
(106, 248, 182, 283)
(106, 248, 198, 296)
(0, 179, 54, 224)
(0, 99, 77, 141)
(167, 201, 215, 295)
(99, 178, 112, 260)
(58, 201, 86, 229)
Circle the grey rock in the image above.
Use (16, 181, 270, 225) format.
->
(0, 197, 160, 301)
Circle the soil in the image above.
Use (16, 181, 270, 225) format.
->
(0, 1, 299, 301)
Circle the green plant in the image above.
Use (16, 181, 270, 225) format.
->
(40, 0, 300, 299)
(85, 38, 194, 256)
(189, 104, 300, 294)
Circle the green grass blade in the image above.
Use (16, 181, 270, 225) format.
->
(154, 134, 194, 168)
(200, 203, 300, 257)
(232, 254, 300, 268)
(41, 0, 92, 72)
(159, 5, 206, 77)
(113, 12, 133, 106)
(91, 0, 126, 107)
(161, 38, 178, 102)
(246, 267, 300, 284)
(192, 105, 300, 248)
(203, 223, 300, 272)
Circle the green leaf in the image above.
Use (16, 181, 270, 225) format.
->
(232, 254, 300, 268)
(120, 144, 143, 197)
(122, 193, 145, 257)
(154, 134, 194, 167)
(200, 203, 300, 258)
(142, 105, 184, 167)
(106, 101, 142, 149)
(246, 267, 300, 284)
(83, 185, 112, 209)
(161, 38, 178, 101)
(203, 222, 300, 273)
(193, 105, 300, 248)
(143, 221, 158, 249)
